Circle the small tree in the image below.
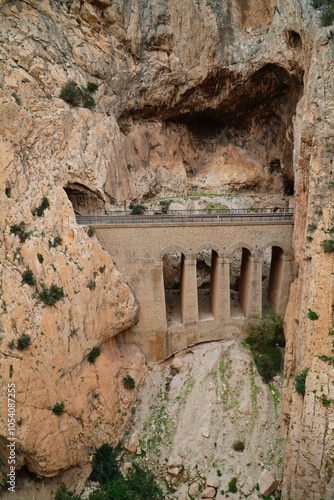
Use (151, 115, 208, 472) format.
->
(32, 196, 50, 217)
(320, 239, 334, 253)
(16, 334, 31, 351)
(130, 204, 146, 215)
(87, 346, 101, 363)
(52, 402, 65, 416)
(22, 269, 36, 287)
(245, 312, 284, 383)
(10, 222, 30, 243)
(294, 368, 309, 396)
(307, 308, 319, 320)
(38, 284, 65, 306)
(123, 374, 136, 389)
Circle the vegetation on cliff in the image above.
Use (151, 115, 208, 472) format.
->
(88, 444, 163, 500)
(245, 312, 285, 383)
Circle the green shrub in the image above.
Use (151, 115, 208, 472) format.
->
(87, 280, 96, 290)
(10, 222, 30, 243)
(228, 477, 238, 493)
(87, 346, 101, 364)
(89, 444, 163, 500)
(32, 196, 50, 216)
(254, 347, 283, 383)
(318, 355, 334, 366)
(307, 308, 319, 320)
(245, 312, 284, 383)
(37, 253, 44, 263)
(205, 203, 229, 214)
(52, 402, 65, 416)
(99, 265, 106, 273)
(87, 226, 96, 237)
(321, 5, 334, 25)
(321, 395, 331, 406)
(123, 374, 136, 389)
(307, 222, 317, 233)
(232, 441, 245, 452)
(22, 269, 36, 287)
(127, 462, 163, 500)
(104, 478, 132, 500)
(60, 81, 83, 107)
(294, 368, 309, 395)
(245, 312, 285, 351)
(312, 0, 325, 7)
(159, 200, 171, 213)
(16, 334, 31, 351)
(38, 284, 65, 305)
(89, 444, 120, 485)
(87, 81, 99, 93)
(49, 236, 63, 248)
(320, 239, 334, 253)
(60, 81, 96, 108)
(130, 204, 146, 215)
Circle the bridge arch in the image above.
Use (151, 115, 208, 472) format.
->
(228, 241, 257, 258)
(259, 240, 291, 258)
(159, 245, 191, 261)
(191, 243, 223, 260)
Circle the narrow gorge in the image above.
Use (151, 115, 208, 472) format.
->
(0, 0, 333, 499)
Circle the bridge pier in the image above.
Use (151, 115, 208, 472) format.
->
(211, 257, 230, 321)
(181, 257, 199, 324)
(268, 253, 293, 315)
(247, 255, 263, 318)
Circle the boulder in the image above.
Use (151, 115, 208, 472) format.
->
(125, 433, 139, 453)
(171, 357, 183, 373)
(258, 469, 278, 496)
(189, 482, 199, 496)
(201, 486, 216, 498)
(240, 476, 254, 495)
(168, 455, 183, 468)
(206, 474, 220, 489)
(168, 467, 180, 477)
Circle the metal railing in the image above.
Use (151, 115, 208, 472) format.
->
(76, 208, 294, 225)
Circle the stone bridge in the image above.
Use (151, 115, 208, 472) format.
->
(79, 213, 294, 361)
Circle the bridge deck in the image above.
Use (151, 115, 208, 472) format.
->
(76, 208, 293, 226)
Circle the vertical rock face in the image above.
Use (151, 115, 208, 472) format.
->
(0, 0, 333, 497)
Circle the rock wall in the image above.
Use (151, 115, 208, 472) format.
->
(0, 0, 333, 498)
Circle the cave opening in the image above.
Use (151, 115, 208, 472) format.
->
(119, 63, 303, 196)
(63, 183, 105, 215)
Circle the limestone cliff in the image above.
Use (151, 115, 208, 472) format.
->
(0, 0, 333, 498)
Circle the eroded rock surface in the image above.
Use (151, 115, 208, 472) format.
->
(0, 0, 333, 498)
